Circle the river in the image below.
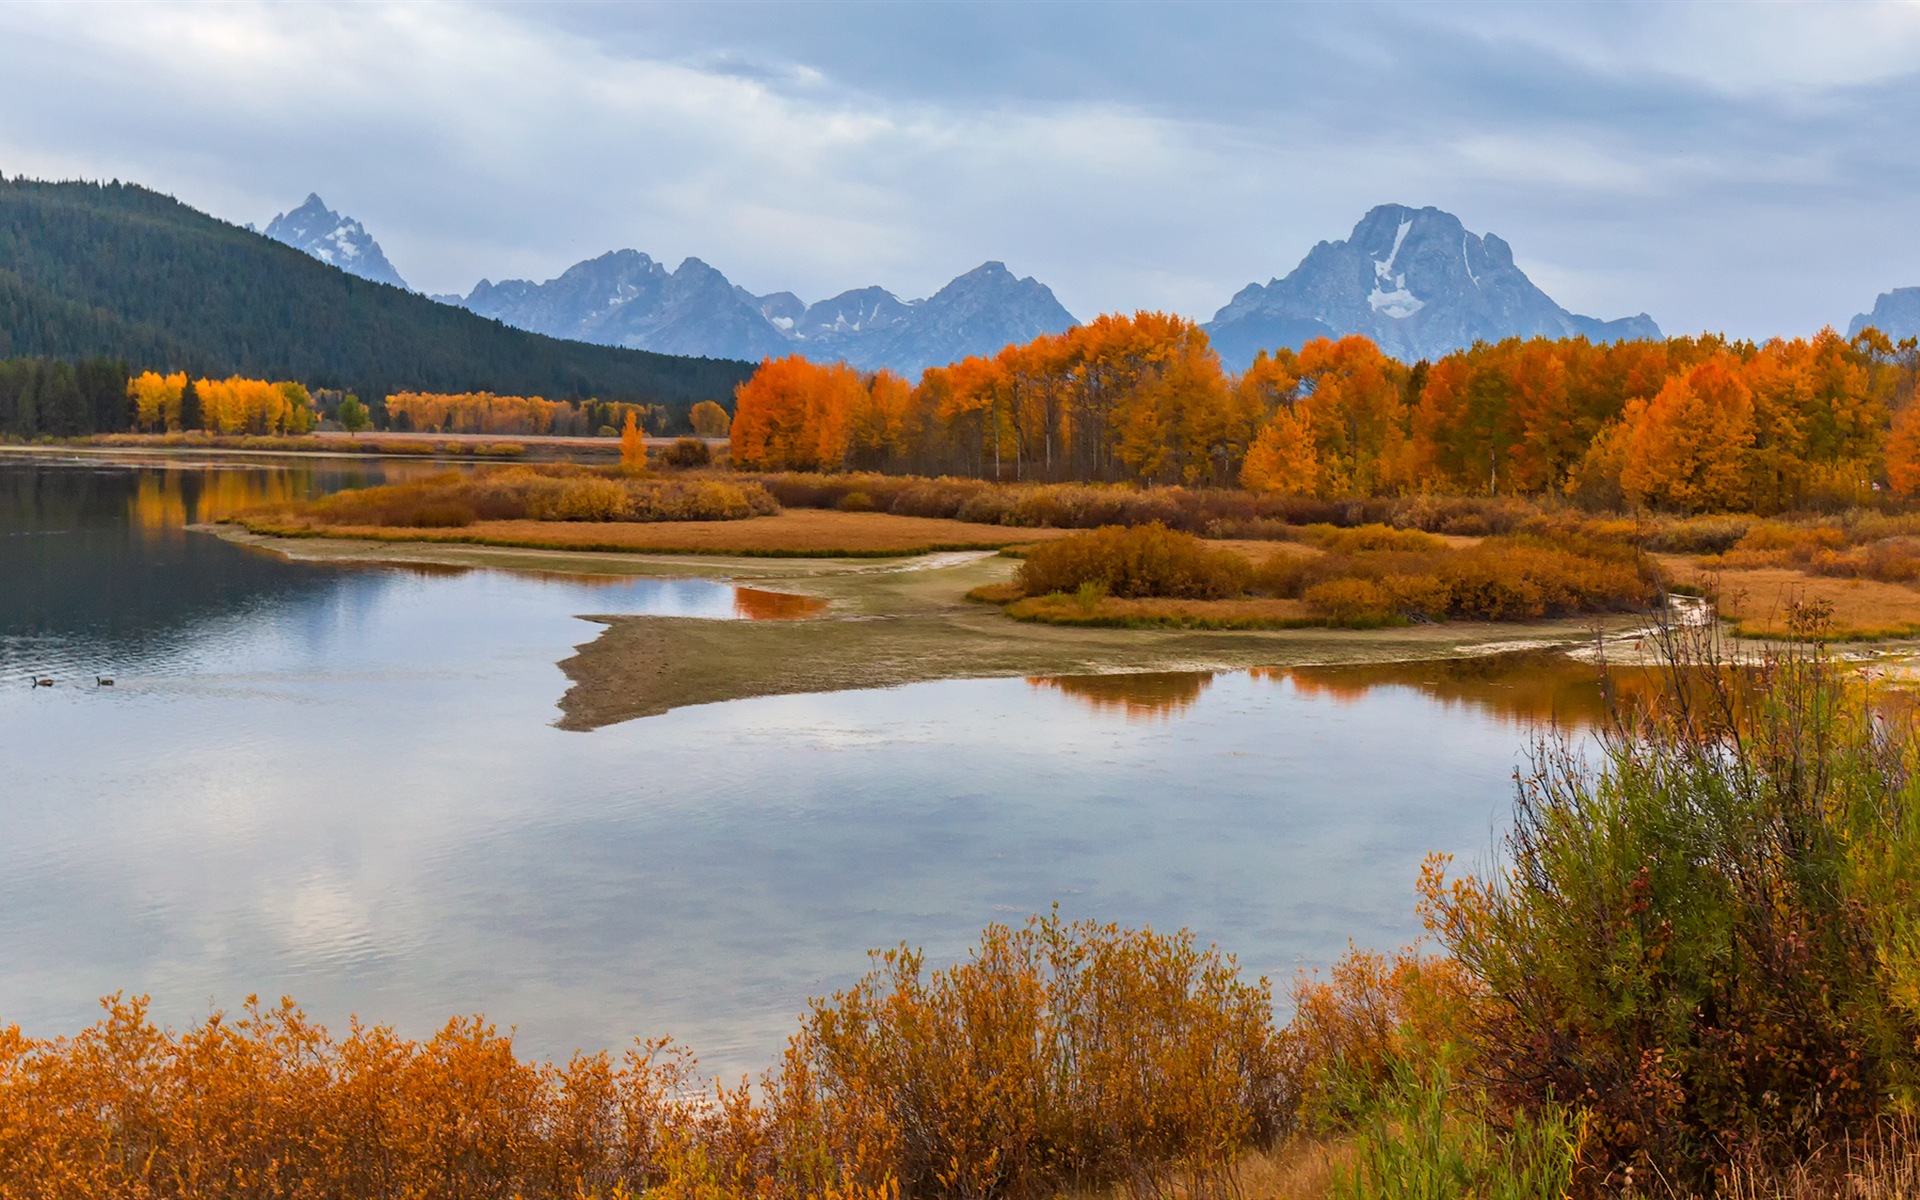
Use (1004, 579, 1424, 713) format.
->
(0, 455, 1609, 1078)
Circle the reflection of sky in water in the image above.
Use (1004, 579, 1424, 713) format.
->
(3, 460, 1563, 1080)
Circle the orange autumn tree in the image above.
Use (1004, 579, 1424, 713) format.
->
(1887, 402, 1920, 498)
(620, 410, 648, 470)
(1242, 336, 1410, 497)
(1240, 405, 1321, 495)
(1618, 354, 1757, 512)
(729, 355, 866, 471)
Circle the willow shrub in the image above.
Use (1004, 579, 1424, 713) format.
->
(1256, 535, 1657, 623)
(0, 917, 1281, 1200)
(1423, 606, 1920, 1186)
(1016, 523, 1253, 599)
(299, 467, 779, 528)
(800, 913, 1287, 1200)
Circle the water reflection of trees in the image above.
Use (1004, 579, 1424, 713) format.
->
(1027, 672, 1216, 721)
(1267, 653, 1670, 729)
(125, 461, 450, 533)
(732, 588, 829, 620)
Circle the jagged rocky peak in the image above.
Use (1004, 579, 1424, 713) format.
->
(263, 193, 410, 290)
(1204, 204, 1660, 369)
(450, 249, 1078, 374)
(1849, 288, 1920, 341)
(796, 286, 916, 339)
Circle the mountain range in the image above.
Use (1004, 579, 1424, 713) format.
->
(262, 194, 410, 291)
(264, 193, 1920, 375)
(455, 254, 1080, 376)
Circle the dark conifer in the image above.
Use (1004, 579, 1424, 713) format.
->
(178, 378, 203, 431)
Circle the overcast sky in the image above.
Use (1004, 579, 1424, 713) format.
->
(3, 1, 1918, 337)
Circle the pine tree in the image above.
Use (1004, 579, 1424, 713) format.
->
(178, 378, 203, 431)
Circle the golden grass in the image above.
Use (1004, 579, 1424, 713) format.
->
(241, 509, 1074, 557)
(1658, 552, 1920, 639)
(1006, 593, 1319, 629)
(1233, 1136, 1354, 1200)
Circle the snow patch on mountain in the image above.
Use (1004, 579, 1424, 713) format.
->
(263, 194, 409, 290)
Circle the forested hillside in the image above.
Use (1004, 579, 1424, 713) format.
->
(0, 177, 753, 412)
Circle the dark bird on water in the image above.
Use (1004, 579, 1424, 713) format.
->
(97, 676, 114, 686)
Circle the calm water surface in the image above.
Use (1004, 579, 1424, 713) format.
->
(1, 457, 1604, 1077)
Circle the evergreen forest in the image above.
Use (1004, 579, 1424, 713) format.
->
(0, 177, 753, 417)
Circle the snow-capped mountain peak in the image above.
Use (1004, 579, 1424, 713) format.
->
(263, 194, 410, 290)
(1205, 203, 1660, 368)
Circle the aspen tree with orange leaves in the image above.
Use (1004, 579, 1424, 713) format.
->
(620, 409, 647, 470)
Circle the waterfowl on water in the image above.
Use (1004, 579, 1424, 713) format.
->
(31, 677, 53, 687)
(97, 676, 114, 686)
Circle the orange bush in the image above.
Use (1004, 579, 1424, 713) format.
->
(1016, 523, 1253, 599)
(1284, 940, 1482, 1130)
(0, 918, 1283, 1200)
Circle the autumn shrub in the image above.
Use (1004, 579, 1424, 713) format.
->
(1285, 945, 1481, 1132)
(1435, 537, 1653, 620)
(799, 913, 1287, 1200)
(287, 468, 779, 528)
(1385, 495, 1534, 537)
(750, 473, 1400, 535)
(1644, 514, 1754, 554)
(661, 438, 713, 468)
(1296, 523, 1447, 554)
(1421, 616, 1920, 1186)
(1301, 578, 1397, 626)
(0, 918, 1282, 1200)
(1254, 536, 1656, 624)
(1017, 524, 1253, 599)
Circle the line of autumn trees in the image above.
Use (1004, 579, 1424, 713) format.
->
(0, 358, 740, 440)
(729, 314, 1920, 514)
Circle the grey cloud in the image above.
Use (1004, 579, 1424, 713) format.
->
(3, 0, 1919, 341)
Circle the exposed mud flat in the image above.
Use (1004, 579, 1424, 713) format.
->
(215, 525, 1729, 730)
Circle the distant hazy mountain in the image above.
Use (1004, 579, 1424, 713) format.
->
(454, 255, 1079, 375)
(463, 251, 792, 361)
(1849, 288, 1920, 340)
(1205, 205, 1661, 369)
(263, 194, 410, 290)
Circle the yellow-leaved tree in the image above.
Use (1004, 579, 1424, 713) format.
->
(1240, 406, 1321, 495)
(620, 410, 648, 470)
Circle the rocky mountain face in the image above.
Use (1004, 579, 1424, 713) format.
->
(462, 251, 792, 361)
(454, 256, 1078, 374)
(1204, 205, 1661, 369)
(1849, 288, 1920, 340)
(262, 194, 410, 290)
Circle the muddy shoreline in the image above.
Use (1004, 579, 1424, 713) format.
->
(210, 526, 1676, 730)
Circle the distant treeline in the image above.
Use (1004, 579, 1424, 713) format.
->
(0, 177, 755, 417)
